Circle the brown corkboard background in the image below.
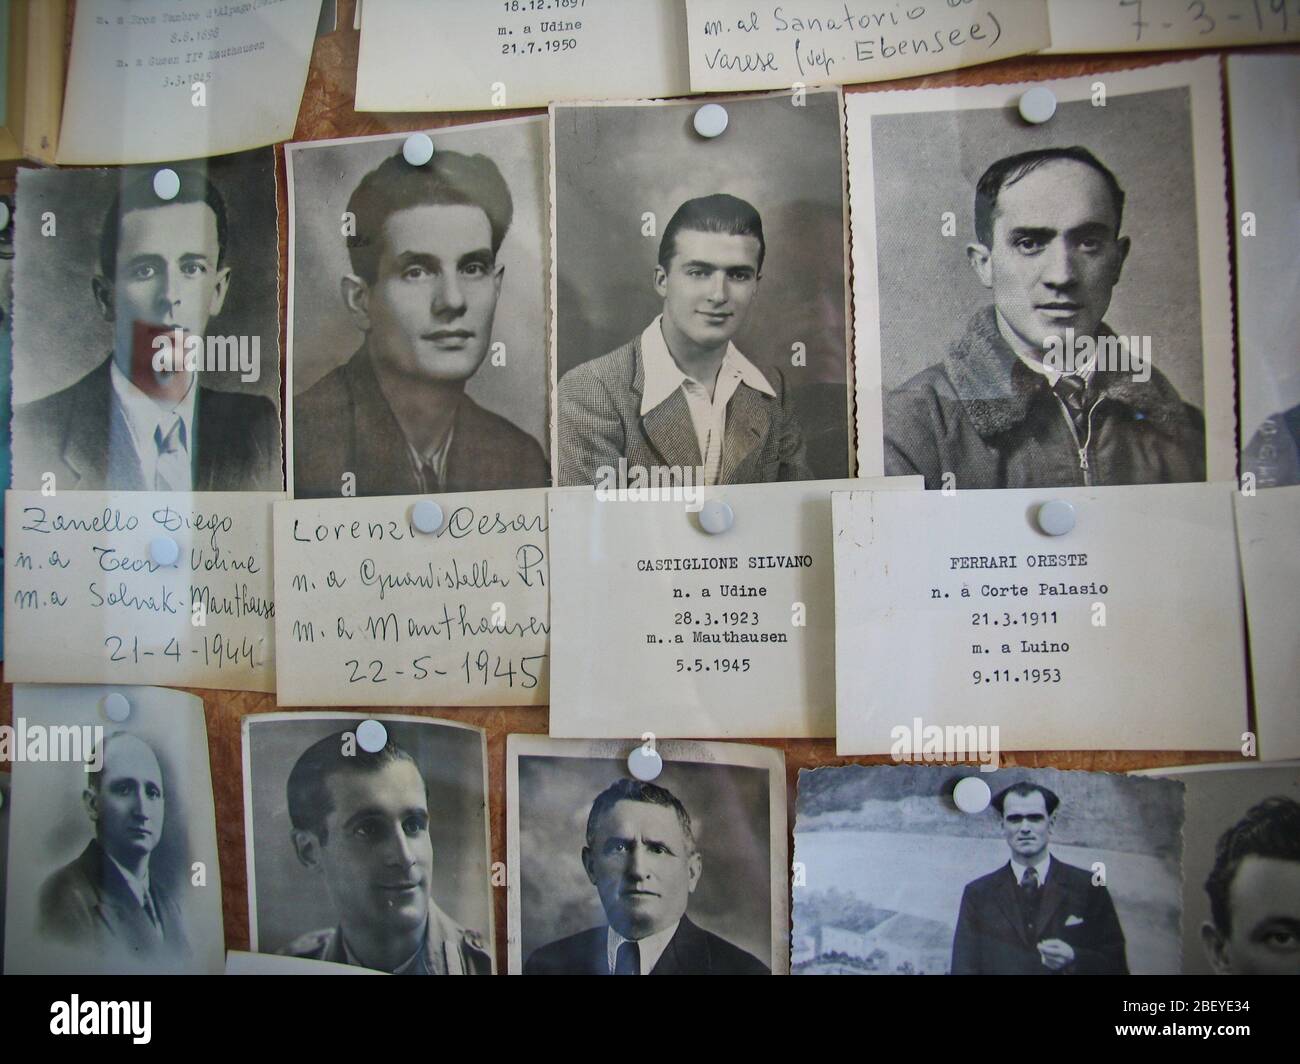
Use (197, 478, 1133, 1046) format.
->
(2, 1, 1290, 973)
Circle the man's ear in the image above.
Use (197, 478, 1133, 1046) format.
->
(207, 264, 232, 319)
(653, 264, 668, 300)
(82, 787, 99, 824)
(340, 274, 371, 331)
(1112, 235, 1131, 285)
(581, 845, 597, 886)
(91, 274, 115, 323)
(1200, 920, 1233, 974)
(493, 260, 505, 295)
(966, 243, 994, 289)
(291, 829, 325, 871)
(686, 850, 703, 894)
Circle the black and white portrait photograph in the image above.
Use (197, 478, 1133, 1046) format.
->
(3, 685, 225, 974)
(0, 772, 9, 970)
(847, 58, 1234, 489)
(1141, 762, 1300, 976)
(507, 736, 787, 975)
(1230, 55, 1300, 488)
(286, 119, 550, 499)
(793, 765, 1183, 975)
(551, 89, 853, 488)
(242, 712, 493, 974)
(11, 149, 282, 492)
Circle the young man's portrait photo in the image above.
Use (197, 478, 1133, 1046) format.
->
(286, 120, 550, 499)
(848, 60, 1234, 488)
(244, 714, 493, 975)
(551, 90, 853, 489)
(11, 150, 282, 493)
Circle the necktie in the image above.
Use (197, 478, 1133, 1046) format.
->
(1054, 375, 1089, 440)
(614, 940, 640, 976)
(154, 413, 190, 491)
(419, 460, 442, 495)
(1019, 865, 1041, 939)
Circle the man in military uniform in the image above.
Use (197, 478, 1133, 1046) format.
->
(280, 730, 490, 974)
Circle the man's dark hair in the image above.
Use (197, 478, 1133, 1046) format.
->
(974, 146, 1126, 247)
(657, 193, 766, 273)
(992, 780, 1061, 817)
(345, 150, 514, 284)
(287, 729, 425, 844)
(99, 167, 230, 278)
(585, 777, 697, 855)
(1205, 796, 1300, 934)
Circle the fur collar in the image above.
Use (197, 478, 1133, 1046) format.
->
(946, 307, 1192, 439)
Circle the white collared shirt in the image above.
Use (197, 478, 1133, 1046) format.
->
(109, 360, 199, 490)
(1010, 851, 1052, 887)
(639, 316, 775, 486)
(105, 851, 152, 912)
(404, 427, 455, 493)
(994, 309, 1096, 389)
(606, 920, 681, 975)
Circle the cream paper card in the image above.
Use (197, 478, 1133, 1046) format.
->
(833, 484, 1248, 754)
(273, 490, 552, 706)
(1234, 486, 1300, 760)
(549, 477, 920, 738)
(355, 0, 691, 112)
(685, 0, 1049, 92)
(1044, 0, 1300, 53)
(4, 491, 278, 693)
(4, 684, 224, 974)
(57, 0, 321, 165)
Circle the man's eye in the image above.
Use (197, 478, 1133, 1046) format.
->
(131, 264, 158, 280)
(181, 262, 207, 276)
(686, 268, 707, 278)
(146, 785, 161, 799)
(402, 266, 431, 280)
(462, 262, 489, 277)
(1014, 238, 1044, 254)
(1077, 238, 1102, 253)
(1263, 930, 1299, 949)
(403, 817, 426, 835)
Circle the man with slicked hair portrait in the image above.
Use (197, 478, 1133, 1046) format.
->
(13, 167, 280, 491)
(951, 780, 1128, 975)
(293, 150, 548, 497)
(885, 146, 1205, 489)
(524, 778, 769, 975)
(279, 730, 491, 975)
(1201, 796, 1300, 976)
(557, 193, 810, 487)
(38, 732, 190, 962)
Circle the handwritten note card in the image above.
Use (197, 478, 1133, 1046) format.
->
(355, 0, 691, 112)
(273, 491, 551, 706)
(58, 0, 322, 164)
(833, 484, 1249, 755)
(684, 0, 1050, 92)
(4, 491, 278, 692)
(1044, 0, 1300, 53)
(1234, 486, 1300, 760)
(548, 478, 920, 739)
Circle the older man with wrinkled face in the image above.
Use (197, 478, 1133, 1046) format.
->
(524, 778, 769, 975)
(38, 732, 190, 962)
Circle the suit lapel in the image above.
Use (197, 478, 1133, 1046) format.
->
(649, 917, 702, 975)
(60, 360, 117, 489)
(718, 383, 772, 484)
(195, 388, 235, 490)
(348, 350, 422, 495)
(1037, 861, 1068, 935)
(631, 337, 703, 472)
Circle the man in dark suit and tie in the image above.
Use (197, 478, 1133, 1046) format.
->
(951, 781, 1128, 975)
(556, 194, 811, 488)
(524, 778, 769, 975)
(12, 167, 281, 492)
(38, 733, 189, 964)
(292, 150, 548, 498)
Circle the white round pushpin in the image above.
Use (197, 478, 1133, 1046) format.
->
(1037, 499, 1076, 537)
(357, 719, 388, 753)
(102, 692, 132, 723)
(693, 103, 729, 138)
(954, 776, 992, 814)
(627, 745, 663, 782)
(149, 536, 180, 567)
(411, 499, 444, 534)
(1018, 86, 1057, 125)
(403, 133, 435, 166)
(698, 499, 734, 535)
(153, 168, 181, 201)
(0, 200, 9, 231)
